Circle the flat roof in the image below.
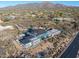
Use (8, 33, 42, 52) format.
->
(19, 29, 46, 45)
(19, 33, 33, 44)
(19, 28, 60, 45)
(28, 29, 46, 36)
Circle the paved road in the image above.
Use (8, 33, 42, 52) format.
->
(60, 32, 79, 58)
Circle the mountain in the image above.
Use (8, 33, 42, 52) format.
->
(0, 2, 67, 10)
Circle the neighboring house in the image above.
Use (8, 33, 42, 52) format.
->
(52, 17, 75, 22)
(0, 25, 14, 31)
(18, 28, 61, 48)
(4, 15, 16, 21)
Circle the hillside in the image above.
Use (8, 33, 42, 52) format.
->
(0, 2, 66, 10)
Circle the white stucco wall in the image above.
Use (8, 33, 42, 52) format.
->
(0, 25, 14, 31)
(24, 42, 32, 48)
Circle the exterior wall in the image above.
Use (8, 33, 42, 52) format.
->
(52, 31, 61, 36)
(46, 29, 61, 37)
(24, 42, 32, 48)
(31, 33, 48, 46)
(46, 31, 52, 37)
(32, 38, 41, 46)
(43, 33, 49, 39)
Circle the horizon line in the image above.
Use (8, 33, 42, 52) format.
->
(0, 1, 79, 8)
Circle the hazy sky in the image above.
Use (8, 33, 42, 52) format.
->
(0, 1, 79, 8)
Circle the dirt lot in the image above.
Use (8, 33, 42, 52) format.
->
(27, 40, 52, 55)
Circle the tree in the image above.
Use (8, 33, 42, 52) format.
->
(59, 12, 63, 17)
(54, 19, 60, 24)
(72, 22, 78, 30)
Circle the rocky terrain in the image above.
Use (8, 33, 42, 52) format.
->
(0, 2, 79, 58)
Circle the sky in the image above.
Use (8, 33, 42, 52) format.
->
(0, 1, 79, 8)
